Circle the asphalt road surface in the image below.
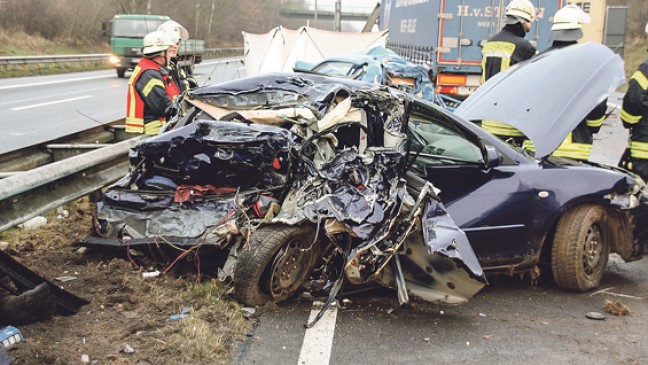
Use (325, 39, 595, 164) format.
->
(234, 114, 648, 365)
(0, 58, 245, 154)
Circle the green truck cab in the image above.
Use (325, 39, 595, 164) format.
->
(105, 14, 205, 78)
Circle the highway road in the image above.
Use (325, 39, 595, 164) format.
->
(0, 57, 245, 154)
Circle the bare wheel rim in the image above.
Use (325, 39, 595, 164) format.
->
(582, 223, 603, 278)
(267, 237, 312, 298)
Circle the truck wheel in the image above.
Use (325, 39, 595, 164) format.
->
(116, 68, 127, 78)
(234, 225, 318, 306)
(551, 205, 610, 291)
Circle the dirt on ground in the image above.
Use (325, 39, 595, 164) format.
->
(0, 200, 250, 365)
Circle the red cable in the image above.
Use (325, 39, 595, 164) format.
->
(126, 239, 140, 269)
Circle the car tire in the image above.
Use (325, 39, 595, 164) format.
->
(551, 205, 610, 291)
(234, 225, 318, 306)
(116, 68, 127, 78)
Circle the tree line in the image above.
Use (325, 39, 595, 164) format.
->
(0, 0, 289, 47)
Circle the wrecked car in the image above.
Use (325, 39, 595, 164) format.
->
(84, 73, 487, 310)
(293, 46, 461, 111)
(84, 42, 648, 314)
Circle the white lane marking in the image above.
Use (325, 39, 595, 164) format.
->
(0, 75, 113, 91)
(11, 95, 92, 111)
(0, 84, 119, 107)
(298, 301, 338, 365)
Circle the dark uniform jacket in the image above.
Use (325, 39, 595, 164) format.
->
(480, 23, 537, 140)
(481, 23, 537, 83)
(621, 59, 648, 161)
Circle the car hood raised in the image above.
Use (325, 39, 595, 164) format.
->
(455, 42, 625, 158)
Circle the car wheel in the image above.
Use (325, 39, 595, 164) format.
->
(551, 205, 610, 291)
(116, 68, 127, 78)
(234, 225, 318, 306)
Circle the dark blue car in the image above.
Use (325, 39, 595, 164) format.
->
(409, 42, 648, 291)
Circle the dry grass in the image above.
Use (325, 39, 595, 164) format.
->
(0, 198, 94, 250)
(0, 29, 109, 56)
(166, 280, 248, 364)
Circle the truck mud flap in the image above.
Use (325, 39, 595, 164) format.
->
(0, 250, 89, 315)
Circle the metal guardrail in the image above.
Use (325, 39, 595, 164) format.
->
(0, 48, 243, 71)
(0, 54, 109, 65)
(0, 120, 142, 232)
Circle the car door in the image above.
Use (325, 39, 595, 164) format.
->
(408, 104, 538, 267)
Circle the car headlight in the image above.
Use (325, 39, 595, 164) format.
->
(109, 55, 121, 65)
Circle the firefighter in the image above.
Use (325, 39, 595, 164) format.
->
(620, 22, 648, 180)
(480, 0, 537, 145)
(524, 4, 607, 161)
(125, 30, 179, 135)
(158, 20, 198, 91)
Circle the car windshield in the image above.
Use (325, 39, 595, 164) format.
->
(313, 61, 365, 78)
(112, 19, 165, 38)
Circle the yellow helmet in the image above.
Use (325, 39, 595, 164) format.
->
(141, 30, 175, 56)
(505, 0, 534, 23)
(551, 4, 591, 31)
(158, 20, 189, 44)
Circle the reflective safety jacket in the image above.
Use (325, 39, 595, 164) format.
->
(126, 58, 180, 135)
(481, 23, 537, 138)
(621, 59, 648, 160)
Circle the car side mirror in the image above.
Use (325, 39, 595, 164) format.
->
(484, 145, 501, 168)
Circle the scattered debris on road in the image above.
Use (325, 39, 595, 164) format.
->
(605, 299, 630, 316)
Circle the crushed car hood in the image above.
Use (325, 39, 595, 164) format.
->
(456, 42, 625, 158)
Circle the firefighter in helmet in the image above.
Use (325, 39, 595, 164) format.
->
(125, 30, 179, 135)
(480, 0, 538, 145)
(158, 20, 198, 91)
(620, 22, 648, 181)
(524, 4, 607, 161)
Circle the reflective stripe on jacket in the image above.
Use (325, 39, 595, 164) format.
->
(482, 119, 525, 137)
(621, 60, 648, 161)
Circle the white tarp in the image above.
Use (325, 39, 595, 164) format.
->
(243, 26, 388, 76)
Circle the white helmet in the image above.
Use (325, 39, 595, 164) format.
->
(551, 4, 591, 31)
(158, 20, 189, 44)
(141, 30, 175, 56)
(505, 0, 534, 23)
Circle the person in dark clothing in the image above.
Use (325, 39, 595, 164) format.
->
(480, 0, 537, 145)
(523, 4, 607, 161)
(620, 22, 648, 180)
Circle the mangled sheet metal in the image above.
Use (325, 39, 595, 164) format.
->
(89, 73, 485, 312)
